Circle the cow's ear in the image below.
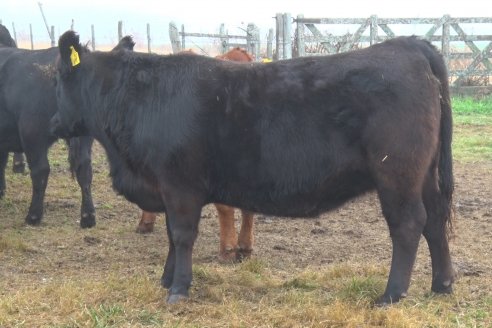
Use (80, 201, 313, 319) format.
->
(58, 31, 83, 71)
(112, 35, 135, 52)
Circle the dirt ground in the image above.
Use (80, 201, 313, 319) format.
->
(0, 142, 491, 303)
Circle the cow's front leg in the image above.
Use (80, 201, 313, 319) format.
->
(161, 214, 175, 288)
(69, 137, 96, 228)
(24, 149, 50, 225)
(161, 193, 203, 304)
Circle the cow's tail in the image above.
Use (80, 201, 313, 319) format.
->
(67, 138, 80, 179)
(418, 38, 454, 234)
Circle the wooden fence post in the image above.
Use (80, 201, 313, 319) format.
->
(71, 19, 74, 31)
(246, 23, 260, 60)
(91, 24, 96, 51)
(283, 13, 292, 59)
(147, 23, 151, 53)
(118, 21, 123, 41)
(370, 15, 378, 45)
(296, 14, 305, 57)
(267, 28, 273, 59)
(219, 23, 228, 54)
(168, 22, 181, 53)
(50, 25, 55, 47)
(181, 24, 186, 50)
(275, 13, 284, 60)
(442, 15, 450, 69)
(30, 24, 34, 49)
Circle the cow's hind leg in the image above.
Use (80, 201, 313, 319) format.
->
(161, 192, 203, 304)
(68, 137, 96, 228)
(377, 188, 427, 305)
(0, 151, 7, 198)
(216, 204, 238, 262)
(237, 210, 255, 260)
(13, 152, 26, 174)
(422, 172, 454, 294)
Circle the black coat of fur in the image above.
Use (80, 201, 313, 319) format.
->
(52, 31, 454, 304)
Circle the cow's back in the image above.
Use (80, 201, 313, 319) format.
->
(0, 48, 58, 118)
(192, 40, 441, 216)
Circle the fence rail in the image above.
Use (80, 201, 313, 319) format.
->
(168, 22, 271, 60)
(276, 14, 492, 88)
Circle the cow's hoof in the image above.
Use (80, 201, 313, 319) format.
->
(375, 292, 407, 306)
(236, 248, 253, 262)
(135, 222, 154, 234)
(13, 163, 26, 174)
(431, 279, 453, 294)
(166, 293, 188, 304)
(25, 215, 42, 226)
(218, 248, 238, 263)
(80, 213, 96, 228)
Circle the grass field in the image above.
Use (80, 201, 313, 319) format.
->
(0, 96, 491, 327)
(452, 96, 492, 162)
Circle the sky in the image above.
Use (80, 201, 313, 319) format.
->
(1, 0, 491, 51)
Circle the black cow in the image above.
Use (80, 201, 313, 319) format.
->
(0, 24, 133, 227)
(0, 24, 94, 227)
(0, 26, 25, 175)
(51, 31, 454, 305)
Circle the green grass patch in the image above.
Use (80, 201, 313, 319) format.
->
(452, 96, 492, 115)
(451, 97, 492, 162)
(87, 303, 126, 327)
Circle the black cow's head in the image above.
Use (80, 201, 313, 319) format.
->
(50, 31, 89, 138)
(51, 31, 136, 138)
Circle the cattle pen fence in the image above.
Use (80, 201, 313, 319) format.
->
(2, 14, 492, 95)
(276, 13, 492, 94)
(168, 22, 274, 60)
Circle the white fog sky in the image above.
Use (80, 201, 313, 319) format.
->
(1, 0, 491, 51)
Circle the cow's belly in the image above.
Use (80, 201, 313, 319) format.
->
(212, 168, 375, 218)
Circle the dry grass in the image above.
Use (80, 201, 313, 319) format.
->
(1, 260, 490, 327)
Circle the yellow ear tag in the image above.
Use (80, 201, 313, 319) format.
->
(69, 46, 80, 67)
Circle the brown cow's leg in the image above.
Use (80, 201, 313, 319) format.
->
(215, 204, 238, 262)
(237, 210, 255, 260)
(136, 211, 157, 233)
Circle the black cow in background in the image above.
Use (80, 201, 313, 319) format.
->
(0, 26, 26, 174)
(51, 31, 454, 305)
(0, 23, 94, 227)
(0, 23, 134, 227)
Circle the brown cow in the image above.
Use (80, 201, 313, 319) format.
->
(136, 47, 256, 262)
(216, 47, 254, 62)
